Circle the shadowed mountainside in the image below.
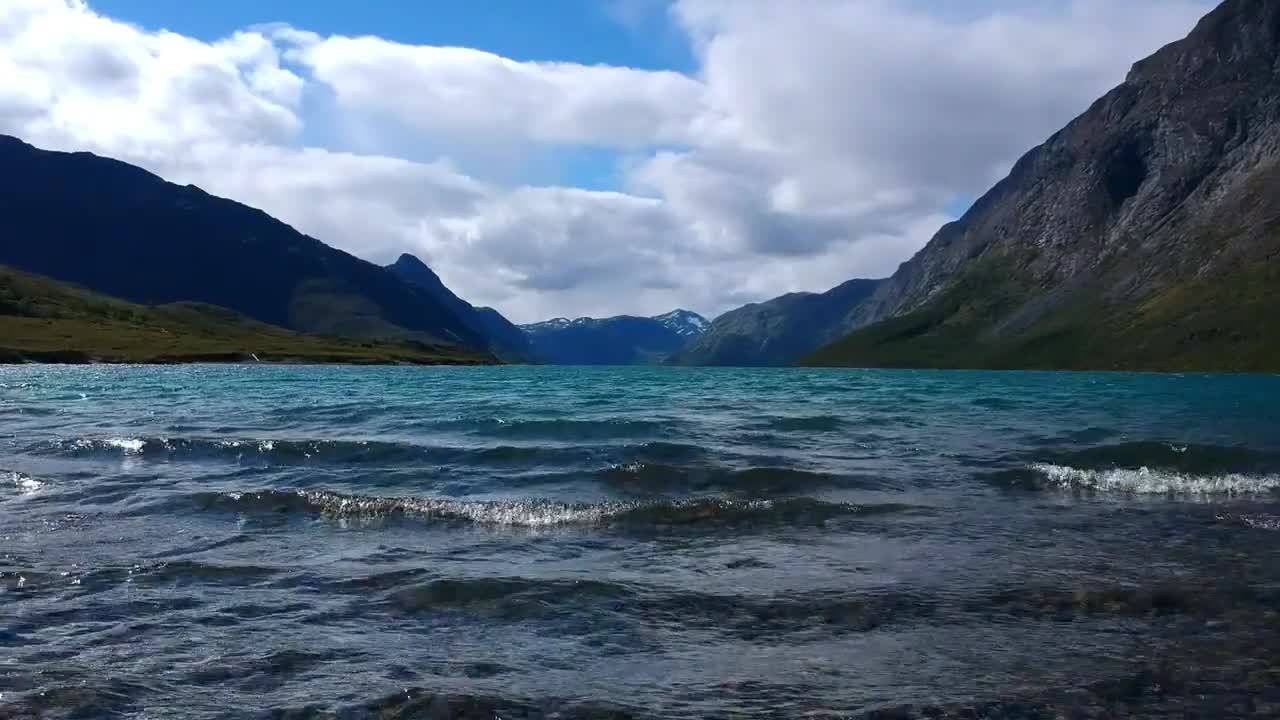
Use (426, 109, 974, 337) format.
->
(387, 254, 536, 362)
(671, 279, 882, 366)
(0, 136, 497, 352)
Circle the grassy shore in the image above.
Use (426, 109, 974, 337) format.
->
(0, 266, 496, 366)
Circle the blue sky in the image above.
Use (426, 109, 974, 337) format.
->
(92, 0, 691, 192)
(91, 0, 694, 70)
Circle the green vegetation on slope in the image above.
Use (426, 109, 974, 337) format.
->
(801, 255, 1280, 374)
(0, 266, 496, 365)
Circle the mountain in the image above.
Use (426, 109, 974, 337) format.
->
(671, 279, 883, 366)
(521, 310, 709, 365)
(386, 254, 536, 361)
(0, 136, 499, 353)
(804, 0, 1280, 373)
(675, 0, 1279, 372)
(653, 309, 711, 338)
(0, 265, 493, 365)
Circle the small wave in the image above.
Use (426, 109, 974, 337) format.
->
(970, 396, 1018, 410)
(1036, 441, 1280, 476)
(1218, 513, 1280, 531)
(1028, 463, 1280, 496)
(6, 471, 44, 495)
(184, 489, 907, 528)
(598, 462, 863, 495)
(276, 687, 640, 720)
(378, 576, 1271, 639)
(24, 436, 594, 468)
(763, 415, 845, 433)
(478, 418, 667, 441)
(392, 576, 630, 611)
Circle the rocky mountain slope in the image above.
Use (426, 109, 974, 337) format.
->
(0, 136, 500, 353)
(805, 0, 1280, 372)
(521, 311, 709, 365)
(671, 279, 882, 366)
(386, 254, 535, 361)
(683, 0, 1279, 372)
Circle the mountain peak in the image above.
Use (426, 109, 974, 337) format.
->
(391, 253, 434, 273)
(653, 309, 710, 337)
(1127, 0, 1280, 83)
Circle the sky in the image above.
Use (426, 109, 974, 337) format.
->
(0, 0, 1213, 323)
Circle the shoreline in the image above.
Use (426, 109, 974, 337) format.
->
(0, 349, 499, 367)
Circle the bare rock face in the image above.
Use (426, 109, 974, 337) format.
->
(852, 0, 1280, 330)
(685, 0, 1280, 369)
(734, 0, 1280, 372)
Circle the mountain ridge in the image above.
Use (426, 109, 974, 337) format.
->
(0, 136, 504, 353)
(386, 253, 536, 361)
(804, 0, 1280, 371)
(671, 279, 883, 366)
(521, 309, 709, 365)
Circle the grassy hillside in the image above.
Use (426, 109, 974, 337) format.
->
(0, 266, 495, 365)
(801, 256, 1280, 374)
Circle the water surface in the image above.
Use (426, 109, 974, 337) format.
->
(3, 366, 1279, 718)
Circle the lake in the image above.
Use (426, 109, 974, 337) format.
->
(3, 365, 1279, 718)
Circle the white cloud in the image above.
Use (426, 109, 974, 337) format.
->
(0, 0, 1213, 323)
(284, 31, 708, 148)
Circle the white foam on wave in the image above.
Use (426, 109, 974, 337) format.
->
(8, 471, 44, 495)
(89, 437, 146, 454)
(1030, 463, 1280, 496)
(1239, 514, 1280, 531)
(298, 491, 777, 528)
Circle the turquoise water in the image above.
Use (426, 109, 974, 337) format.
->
(2, 365, 1279, 718)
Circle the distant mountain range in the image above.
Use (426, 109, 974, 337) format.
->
(521, 310, 709, 365)
(672, 279, 881, 366)
(0, 135, 514, 360)
(683, 0, 1280, 373)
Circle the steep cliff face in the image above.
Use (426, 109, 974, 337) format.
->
(807, 0, 1280, 371)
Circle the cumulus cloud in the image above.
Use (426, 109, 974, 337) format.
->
(0, 0, 1212, 322)
(282, 31, 707, 148)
